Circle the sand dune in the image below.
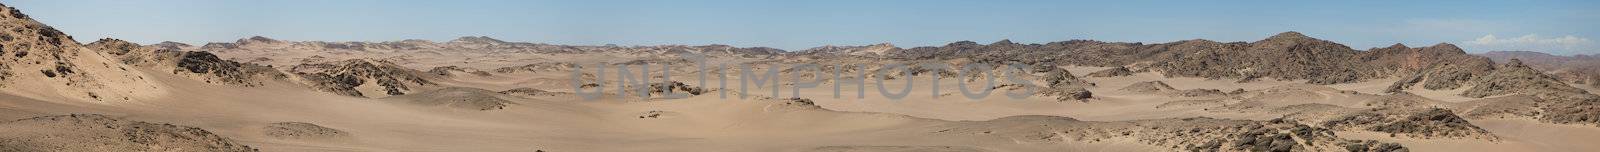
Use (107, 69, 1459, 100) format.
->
(1, 2, 1599, 151)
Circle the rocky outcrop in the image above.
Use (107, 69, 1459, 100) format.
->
(493, 62, 578, 73)
(292, 59, 434, 97)
(1380, 50, 1600, 126)
(882, 32, 1419, 85)
(876, 32, 1539, 88)
(426, 66, 491, 77)
(1084, 66, 1133, 77)
(1120, 81, 1178, 93)
(86, 38, 286, 87)
(1456, 95, 1543, 119)
(1144, 32, 1385, 84)
(498, 87, 570, 97)
(779, 98, 822, 109)
(1481, 51, 1600, 86)
(939, 116, 1409, 152)
(198, 35, 784, 63)
(1041, 87, 1093, 102)
(150, 41, 192, 50)
(887, 39, 1158, 67)
(1461, 59, 1591, 99)
(799, 43, 900, 57)
(1381, 44, 1499, 93)
(646, 81, 706, 96)
(1311, 108, 1497, 140)
(1119, 81, 1232, 97)
(448, 36, 507, 45)
(1541, 97, 1600, 125)
(0, 114, 257, 152)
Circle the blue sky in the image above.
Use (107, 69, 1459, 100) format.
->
(7, 0, 1597, 55)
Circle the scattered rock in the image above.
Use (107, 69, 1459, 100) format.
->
(1119, 81, 1230, 97)
(1084, 66, 1134, 77)
(0, 114, 258, 152)
(1042, 87, 1093, 102)
(940, 115, 1407, 152)
(1120, 81, 1177, 93)
(498, 87, 571, 97)
(1314, 108, 1497, 140)
(635, 110, 679, 119)
(262, 122, 349, 140)
(383, 87, 515, 110)
(1462, 59, 1590, 99)
(86, 38, 286, 87)
(427, 66, 492, 77)
(293, 59, 434, 97)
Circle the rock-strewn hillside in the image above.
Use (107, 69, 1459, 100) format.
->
(1388, 56, 1600, 125)
(86, 38, 286, 87)
(1378, 44, 1499, 92)
(940, 116, 1410, 152)
(291, 59, 434, 97)
(881, 32, 1497, 85)
(797, 43, 900, 57)
(261, 122, 349, 140)
(0, 4, 167, 102)
(193, 36, 785, 69)
(0, 114, 257, 152)
(1480, 51, 1600, 88)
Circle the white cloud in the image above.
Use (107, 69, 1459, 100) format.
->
(1463, 34, 1595, 54)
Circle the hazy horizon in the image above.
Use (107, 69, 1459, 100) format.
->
(8, 0, 1597, 55)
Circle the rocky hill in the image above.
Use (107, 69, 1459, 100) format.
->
(797, 43, 900, 57)
(1481, 51, 1600, 88)
(878, 32, 1499, 85)
(290, 59, 435, 97)
(191, 36, 785, 68)
(85, 38, 286, 87)
(0, 4, 170, 102)
(1383, 55, 1600, 125)
(1378, 44, 1498, 91)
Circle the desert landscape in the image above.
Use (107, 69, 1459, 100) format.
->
(2, 2, 1600, 152)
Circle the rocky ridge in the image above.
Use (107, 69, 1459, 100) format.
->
(290, 59, 434, 97)
(85, 38, 286, 87)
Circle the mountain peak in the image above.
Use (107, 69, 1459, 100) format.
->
(85, 38, 141, 55)
(1424, 43, 1465, 54)
(237, 36, 282, 44)
(450, 36, 506, 44)
(1428, 43, 1458, 49)
(866, 43, 896, 48)
(1266, 31, 1313, 40)
(948, 40, 980, 46)
(90, 38, 132, 45)
(1386, 43, 1409, 49)
(155, 41, 191, 47)
(990, 39, 1017, 45)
